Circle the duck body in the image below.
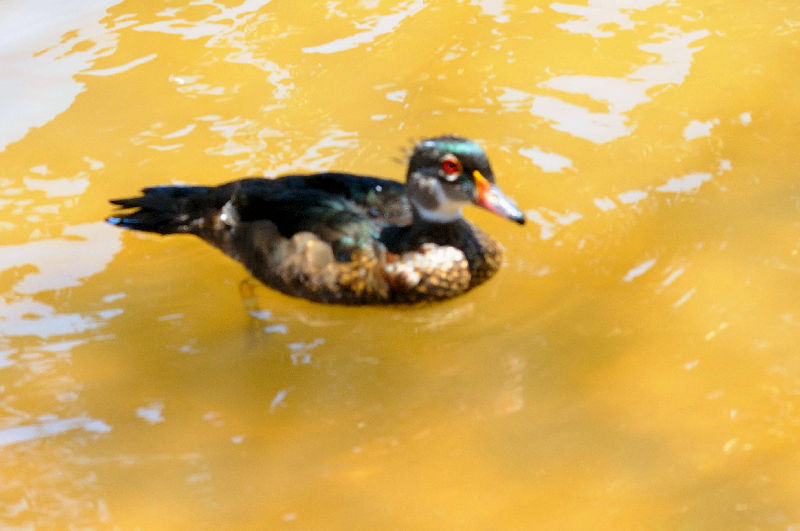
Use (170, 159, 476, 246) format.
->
(108, 136, 524, 304)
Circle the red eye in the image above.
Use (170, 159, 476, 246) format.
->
(441, 156, 461, 175)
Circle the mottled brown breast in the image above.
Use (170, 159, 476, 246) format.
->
(198, 212, 503, 304)
(464, 224, 504, 287)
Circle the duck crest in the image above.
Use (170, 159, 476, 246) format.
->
(107, 136, 524, 305)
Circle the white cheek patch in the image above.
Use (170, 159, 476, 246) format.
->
(412, 196, 466, 223)
(410, 176, 469, 223)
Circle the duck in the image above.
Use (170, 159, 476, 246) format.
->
(107, 135, 525, 304)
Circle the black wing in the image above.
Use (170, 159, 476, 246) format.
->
(108, 173, 411, 258)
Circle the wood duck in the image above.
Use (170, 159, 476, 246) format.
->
(107, 136, 525, 304)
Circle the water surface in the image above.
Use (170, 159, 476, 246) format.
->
(2, 0, 800, 528)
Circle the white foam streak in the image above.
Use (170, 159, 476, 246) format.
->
(302, 0, 425, 54)
(0, 416, 111, 447)
(501, 25, 710, 144)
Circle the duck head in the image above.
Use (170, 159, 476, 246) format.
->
(406, 136, 525, 225)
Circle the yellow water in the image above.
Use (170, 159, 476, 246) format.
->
(2, 0, 800, 528)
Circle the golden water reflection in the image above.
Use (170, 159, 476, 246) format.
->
(1, 0, 800, 528)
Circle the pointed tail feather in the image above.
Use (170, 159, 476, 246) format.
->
(107, 185, 213, 234)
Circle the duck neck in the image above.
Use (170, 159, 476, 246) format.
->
(410, 200, 463, 225)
